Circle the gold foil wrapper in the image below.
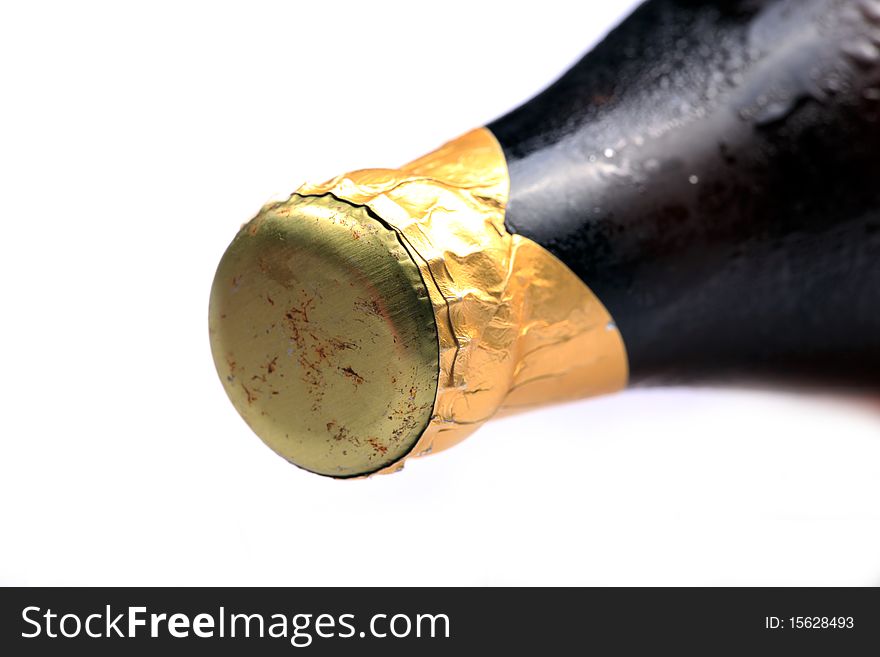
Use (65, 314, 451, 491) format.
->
(299, 128, 628, 472)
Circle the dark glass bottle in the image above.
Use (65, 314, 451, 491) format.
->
(489, 0, 880, 387)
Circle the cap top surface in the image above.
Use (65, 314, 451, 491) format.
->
(209, 194, 438, 477)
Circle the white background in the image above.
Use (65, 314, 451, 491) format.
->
(2, 0, 879, 586)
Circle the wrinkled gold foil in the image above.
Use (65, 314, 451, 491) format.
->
(299, 128, 628, 472)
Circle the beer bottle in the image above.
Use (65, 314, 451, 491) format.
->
(210, 0, 880, 477)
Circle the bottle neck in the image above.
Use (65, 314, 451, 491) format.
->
(488, 0, 880, 387)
